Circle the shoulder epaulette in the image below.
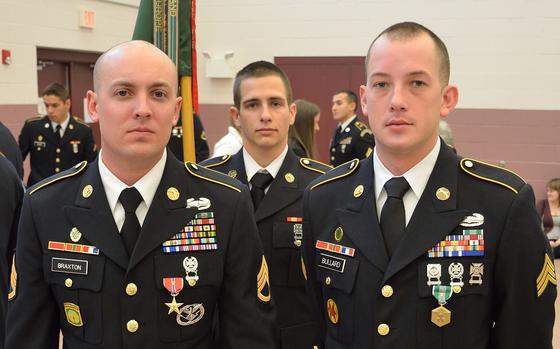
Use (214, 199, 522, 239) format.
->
(354, 121, 369, 130)
(28, 161, 88, 195)
(199, 155, 231, 169)
(73, 116, 91, 127)
(185, 162, 241, 192)
(460, 158, 525, 194)
(25, 115, 44, 123)
(310, 159, 360, 190)
(299, 158, 332, 174)
(354, 121, 373, 137)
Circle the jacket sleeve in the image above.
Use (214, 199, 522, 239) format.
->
(217, 187, 277, 348)
(490, 184, 556, 348)
(6, 194, 60, 349)
(18, 122, 31, 162)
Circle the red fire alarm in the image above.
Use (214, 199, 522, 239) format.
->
(2, 49, 11, 65)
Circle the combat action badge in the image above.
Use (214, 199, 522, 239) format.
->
(431, 285, 453, 327)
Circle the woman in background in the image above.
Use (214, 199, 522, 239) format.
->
(537, 178, 560, 257)
(289, 99, 321, 159)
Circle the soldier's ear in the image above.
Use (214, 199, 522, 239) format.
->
(440, 85, 458, 118)
(172, 97, 182, 126)
(229, 106, 241, 129)
(289, 102, 296, 126)
(86, 91, 99, 122)
(359, 85, 368, 117)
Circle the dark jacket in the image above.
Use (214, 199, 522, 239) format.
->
(0, 121, 23, 179)
(6, 154, 276, 349)
(201, 149, 331, 349)
(18, 115, 97, 186)
(303, 144, 556, 349)
(0, 155, 23, 349)
(329, 118, 374, 167)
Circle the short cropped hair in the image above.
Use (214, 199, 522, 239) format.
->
(335, 89, 358, 113)
(233, 61, 293, 109)
(42, 82, 70, 101)
(365, 22, 451, 85)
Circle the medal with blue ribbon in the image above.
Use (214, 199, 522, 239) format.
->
(431, 285, 452, 327)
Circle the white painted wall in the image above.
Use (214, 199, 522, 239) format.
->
(0, 0, 138, 104)
(1, 0, 559, 110)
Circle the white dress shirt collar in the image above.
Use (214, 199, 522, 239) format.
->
(243, 145, 288, 188)
(98, 148, 167, 230)
(338, 115, 357, 132)
(373, 138, 441, 224)
(51, 113, 71, 136)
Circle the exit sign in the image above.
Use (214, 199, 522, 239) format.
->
(80, 8, 95, 29)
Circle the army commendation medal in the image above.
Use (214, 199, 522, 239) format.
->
(431, 285, 453, 327)
(163, 277, 185, 315)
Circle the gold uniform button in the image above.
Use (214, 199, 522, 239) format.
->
(325, 276, 331, 286)
(56, 148, 61, 153)
(55, 167, 60, 173)
(464, 160, 474, 168)
(65, 278, 73, 288)
(381, 285, 393, 298)
(313, 346, 319, 349)
(126, 283, 138, 296)
(330, 156, 335, 161)
(55, 158, 61, 163)
(331, 148, 336, 152)
(377, 323, 390, 336)
(127, 320, 139, 333)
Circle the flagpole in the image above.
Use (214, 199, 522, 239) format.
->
(180, 76, 196, 162)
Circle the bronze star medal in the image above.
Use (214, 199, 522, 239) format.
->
(163, 277, 184, 314)
(431, 285, 453, 327)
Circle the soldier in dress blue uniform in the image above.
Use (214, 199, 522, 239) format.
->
(0, 121, 23, 179)
(329, 90, 374, 167)
(201, 61, 330, 349)
(18, 83, 97, 186)
(0, 153, 23, 349)
(6, 41, 275, 349)
(302, 22, 556, 349)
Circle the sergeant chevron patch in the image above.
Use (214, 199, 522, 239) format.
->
(537, 254, 557, 298)
(257, 256, 271, 303)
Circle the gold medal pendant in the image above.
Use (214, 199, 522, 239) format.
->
(431, 305, 451, 327)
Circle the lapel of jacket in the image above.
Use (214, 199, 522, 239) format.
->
(254, 150, 302, 222)
(334, 159, 389, 273)
(64, 160, 129, 270)
(42, 117, 59, 146)
(128, 155, 197, 271)
(382, 144, 470, 283)
(60, 117, 75, 144)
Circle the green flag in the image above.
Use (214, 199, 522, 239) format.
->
(132, 0, 193, 77)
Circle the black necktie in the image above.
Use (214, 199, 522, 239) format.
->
(380, 177, 410, 257)
(250, 172, 273, 211)
(119, 187, 143, 256)
(54, 125, 62, 141)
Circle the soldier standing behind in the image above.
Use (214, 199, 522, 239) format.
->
(0, 154, 23, 349)
(302, 22, 556, 348)
(329, 90, 374, 167)
(201, 61, 330, 349)
(6, 41, 275, 349)
(18, 83, 97, 186)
